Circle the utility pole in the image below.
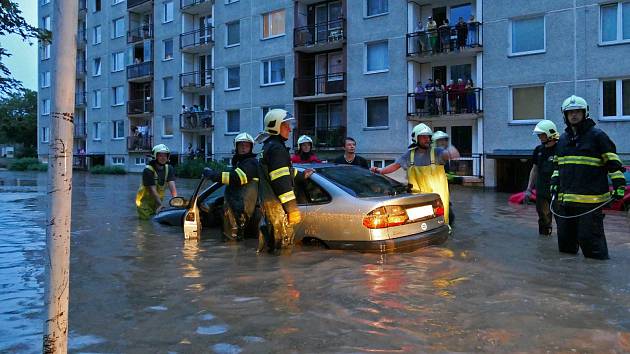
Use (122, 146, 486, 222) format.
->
(42, 0, 78, 351)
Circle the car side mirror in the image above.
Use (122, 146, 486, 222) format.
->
(169, 197, 188, 208)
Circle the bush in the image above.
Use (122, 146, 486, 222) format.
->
(175, 159, 228, 179)
(89, 165, 127, 175)
(8, 157, 47, 171)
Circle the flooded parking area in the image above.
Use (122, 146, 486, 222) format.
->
(1, 170, 629, 353)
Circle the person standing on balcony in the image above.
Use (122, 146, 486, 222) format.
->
(425, 79, 436, 115)
(414, 81, 426, 114)
(455, 78, 466, 114)
(439, 19, 451, 53)
(465, 79, 477, 113)
(135, 144, 178, 219)
(333, 137, 369, 168)
(456, 17, 468, 51)
(446, 80, 457, 114)
(426, 17, 437, 53)
(434, 79, 445, 115)
(292, 135, 322, 164)
(416, 20, 426, 53)
(467, 15, 478, 46)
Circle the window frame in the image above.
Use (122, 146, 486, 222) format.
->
(508, 84, 546, 124)
(112, 85, 124, 106)
(599, 78, 630, 121)
(41, 127, 50, 143)
(93, 122, 102, 140)
(508, 15, 546, 57)
(111, 51, 124, 72)
(41, 43, 51, 60)
(92, 89, 102, 109)
(112, 17, 125, 39)
(42, 16, 51, 31)
(135, 157, 148, 166)
(92, 25, 102, 45)
(226, 110, 240, 134)
(92, 57, 102, 76)
(42, 99, 51, 115)
(226, 20, 241, 47)
(364, 40, 389, 74)
(41, 71, 51, 88)
(163, 38, 174, 61)
(364, 96, 389, 129)
(93, 0, 101, 12)
(163, 0, 174, 23)
(111, 156, 125, 165)
(364, 0, 389, 18)
(162, 115, 174, 137)
(162, 76, 173, 99)
(225, 0, 238, 3)
(260, 57, 286, 86)
(261, 9, 286, 40)
(112, 120, 125, 139)
(225, 65, 240, 91)
(112, 0, 124, 5)
(599, 2, 630, 45)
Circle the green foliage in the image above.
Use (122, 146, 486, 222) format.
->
(8, 157, 47, 171)
(175, 159, 228, 179)
(0, 89, 37, 151)
(89, 165, 127, 175)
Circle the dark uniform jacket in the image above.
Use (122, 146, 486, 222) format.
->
(259, 135, 299, 214)
(551, 119, 626, 205)
(532, 143, 557, 199)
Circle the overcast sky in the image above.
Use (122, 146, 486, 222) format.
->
(2, 0, 38, 91)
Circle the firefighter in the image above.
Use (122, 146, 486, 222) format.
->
(551, 95, 626, 260)
(257, 109, 313, 253)
(291, 135, 322, 163)
(135, 144, 178, 219)
(371, 123, 459, 224)
(525, 120, 560, 236)
(203, 132, 259, 241)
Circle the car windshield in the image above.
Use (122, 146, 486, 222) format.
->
(315, 166, 409, 198)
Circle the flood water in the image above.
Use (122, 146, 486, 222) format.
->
(1, 170, 629, 353)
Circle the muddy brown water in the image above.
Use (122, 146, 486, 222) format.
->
(1, 170, 629, 353)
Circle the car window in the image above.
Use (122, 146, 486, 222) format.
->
(315, 166, 408, 198)
(295, 179, 330, 205)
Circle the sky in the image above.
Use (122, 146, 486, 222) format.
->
(1, 0, 39, 91)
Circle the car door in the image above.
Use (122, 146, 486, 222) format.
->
(294, 177, 332, 241)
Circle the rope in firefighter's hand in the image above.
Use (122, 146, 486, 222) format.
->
(549, 195, 614, 219)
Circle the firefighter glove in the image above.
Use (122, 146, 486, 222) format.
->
(287, 210, 302, 225)
(612, 186, 625, 201)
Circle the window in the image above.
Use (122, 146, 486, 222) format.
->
(92, 25, 102, 44)
(226, 0, 238, 3)
(112, 86, 124, 105)
(163, 115, 173, 136)
(366, 97, 388, 127)
(135, 157, 148, 165)
(92, 90, 102, 108)
(41, 127, 50, 143)
(226, 110, 240, 133)
(511, 86, 545, 121)
(226, 66, 240, 90)
(366, 0, 388, 17)
(112, 157, 125, 165)
(113, 120, 124, 139)
(602, 78, 630, 119)
(42, 16, 51, 31)
(163, 1, 173, 23)
(112, 51, 124, 72)
(42, 99, 51, 115)
(112, 17, 124, 38)
(112, 0, 124, 4)
(41, 44, 51, 59)
(262, 9, 285, 39)
(366, 41, 388, 73)
(41, 0, 51, 4)
(93, 122, 102, 140)
(163, 77, 173, 98)
(94, 0, 101, 12)
(41, 71, 51, 88)
(226, 21, 240, 46)
(261, 58, 285, 85)
(510, 16, 545, 55)
(601, 2, 630, 43)
(92, 57, 102, 76)
(163, 38, 173, 60)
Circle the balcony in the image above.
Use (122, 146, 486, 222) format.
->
(75, 92, 86, 108)
(407, 88, 482, 120)
(128, 0, 152, 12)
(127, 24, 153, 44)
(180, 110, 213, 131)
(295, 125, 346, 149)
(127, 135, 153, 152)
(78, 0, 87, 15)
(74, 123, 87, 139)
(180, 70, 213, 92)
(449, 153, 484, 180)
(406, 22, 482, 63)
(76, 61, 86, 78)
(294, 73, 346, 101)
(180, 28, 213, 53)
(180, 0, 213, 15)
(294, 18, 345, 53)
(77, 29, 86, 48)
(127, 98, 153, 116)
(127, 61, 153, 82)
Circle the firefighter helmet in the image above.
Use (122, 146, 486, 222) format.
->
(297, 135, 313, 146)
(431, 130, 449, 142)
(533, 120, 560, 140)
(152, 144, 170, 159)
(233, 132, 255, 149)
(561, 95, 589, 117)
(263, 109, 294, 135)
(411, 123, 433, 143)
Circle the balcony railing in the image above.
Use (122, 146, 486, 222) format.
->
(181, 0, 212, 10)
(407, 88, 482, 117)
(74, 123, 87, 138)
(294, 18, 345, 48)
(406, 22, 482, 57)
(127, 24, 153, 44)
(295, 125, 346, 148)
(77, 29, 86, 46)
(449, 153, 483, 178)
(76, 61, 86, 76)
(180, 110, 213, 130)
(127, 61, 153, 80)
(75, 92, 86, 107)
(294, 73, 346, 97)
(128, 0, 151, 9)
(127, 98, 154, 115)
(127, 135, 153, 152)
(180, 70, 213, 89)
(180, 27, 214, 49)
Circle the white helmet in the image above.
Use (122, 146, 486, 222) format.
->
(532, 120, 560, 140)
(432, 130, 449, 142)
(152, 144, 170, 159)
(263, 109, 294, 135)
(297, 135, 313, 146)
(411, 123, 433, 143)
(233, 132, 255, 149)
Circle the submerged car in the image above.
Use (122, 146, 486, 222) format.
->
(155, 164, 450, 252)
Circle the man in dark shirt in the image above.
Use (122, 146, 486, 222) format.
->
(333, 137, 369, 168)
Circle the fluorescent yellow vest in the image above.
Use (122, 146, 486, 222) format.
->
(407, 147, 450, 224)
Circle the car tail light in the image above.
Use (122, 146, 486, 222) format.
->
(363, 206, 409, 229)
(432, 198, 445, 217)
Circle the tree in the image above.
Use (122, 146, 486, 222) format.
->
(0, 1, 51, 97)
(0, 88, 37, 156)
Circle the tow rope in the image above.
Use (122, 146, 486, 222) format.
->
(549, 195, 614, 219)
